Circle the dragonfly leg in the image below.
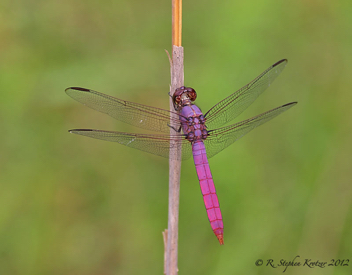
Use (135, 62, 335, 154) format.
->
(167, 124, 182, 133)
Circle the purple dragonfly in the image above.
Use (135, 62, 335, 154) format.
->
(66, 59, 297, 245)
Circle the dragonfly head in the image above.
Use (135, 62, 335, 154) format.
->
(173, 86, 197, 109)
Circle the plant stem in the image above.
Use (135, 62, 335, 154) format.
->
(164, 1, 183, 274)
(172, 0, 182, 46)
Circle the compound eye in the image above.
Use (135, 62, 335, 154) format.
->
(187, 89, 197, 101)
(173, 94, 181, 104)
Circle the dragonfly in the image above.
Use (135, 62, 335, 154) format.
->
(66, 59, 297, 245)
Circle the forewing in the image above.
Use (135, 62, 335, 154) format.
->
(204, 102, 297, 159)
(65, 87, 181, 133)
(69, 129, 193, 161)
(205, 59, 288, 129)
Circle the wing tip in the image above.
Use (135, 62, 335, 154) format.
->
(273, 59, 288, 67)
(65, 87, 90, 93)
(282, 101, 298, 108)
(68, 129, 94, 133)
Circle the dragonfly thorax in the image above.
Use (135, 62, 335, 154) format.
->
(180, 111, 209, 142)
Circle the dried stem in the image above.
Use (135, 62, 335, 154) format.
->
(164, 1, 183, 274)
(172, 0, 182, 46)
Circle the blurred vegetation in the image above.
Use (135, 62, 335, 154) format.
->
(1, 0, 351, 274)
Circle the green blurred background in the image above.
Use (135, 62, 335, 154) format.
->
(1, 0, 351, 274)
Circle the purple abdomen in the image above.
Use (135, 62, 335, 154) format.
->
(192, 140, 224, 244)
